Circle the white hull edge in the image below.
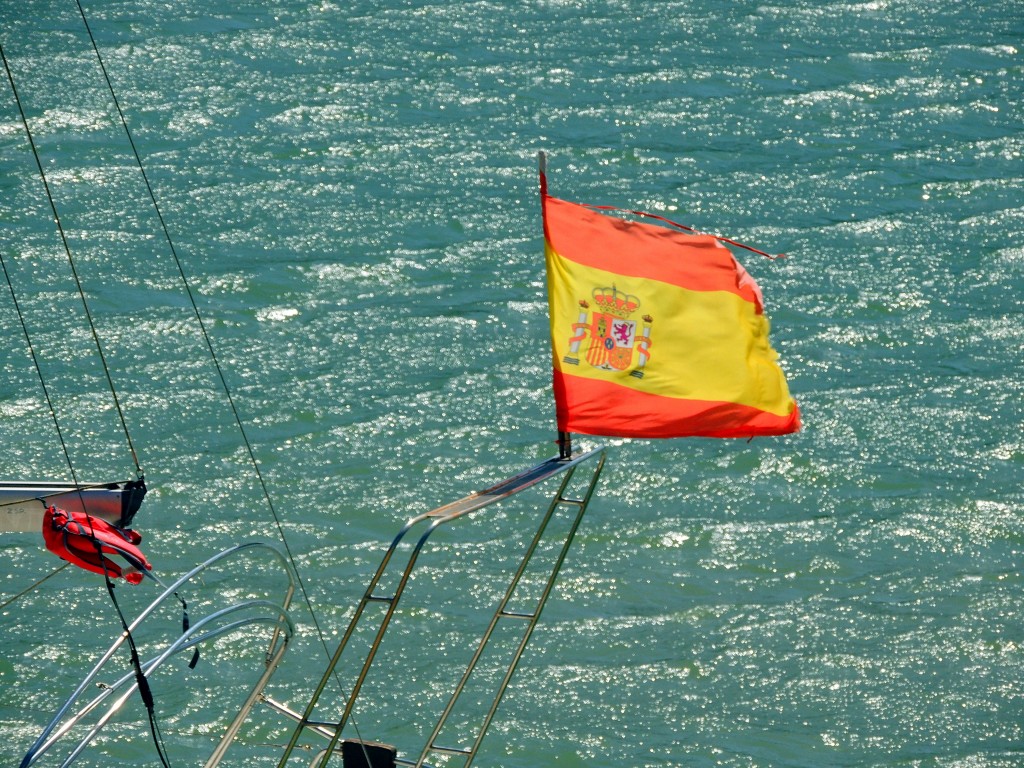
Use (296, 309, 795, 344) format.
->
(0, 483, 126, 533)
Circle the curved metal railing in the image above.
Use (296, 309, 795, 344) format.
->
(21, 542, 296, 768)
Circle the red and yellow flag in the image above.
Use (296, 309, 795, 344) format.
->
(543, 186, 800, 439)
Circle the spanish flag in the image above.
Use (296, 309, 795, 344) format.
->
(542, 171, 800, 440)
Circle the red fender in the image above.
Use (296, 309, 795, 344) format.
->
(42, 506, 152, 585)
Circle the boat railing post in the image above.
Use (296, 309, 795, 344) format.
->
(277, 449, 604, 768)
(418, 450, 604, 767)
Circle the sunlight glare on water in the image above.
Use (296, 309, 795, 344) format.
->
(1, 1, 1022, 766)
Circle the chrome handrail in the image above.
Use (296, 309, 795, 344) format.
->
(21, 542, 296, 768)
(277, 449, 606, 768)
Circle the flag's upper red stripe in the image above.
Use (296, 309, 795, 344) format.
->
(542, 194, 760, 303)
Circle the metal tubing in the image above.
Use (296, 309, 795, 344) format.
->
(21, 543, 295, 768)
(277, 449, 604, 768)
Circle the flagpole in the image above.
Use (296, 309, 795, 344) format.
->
(557, 432, 572, 461)
(540, 151, 573, 461)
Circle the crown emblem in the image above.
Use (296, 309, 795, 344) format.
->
(591, 285, 640, 317)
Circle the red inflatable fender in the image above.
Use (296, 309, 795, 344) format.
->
(42, 506, 152, 585)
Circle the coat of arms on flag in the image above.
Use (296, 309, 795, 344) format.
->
(563, 287, 653, 378)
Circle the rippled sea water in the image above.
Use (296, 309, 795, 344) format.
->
(1, 1, 1022, 766)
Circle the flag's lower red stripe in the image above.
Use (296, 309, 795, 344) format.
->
(553, 371, 801, 439)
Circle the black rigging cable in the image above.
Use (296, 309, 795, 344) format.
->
(0, 34, 171, 766)
(103, 572, 173, 768)
(0, 39, 143, 482)
(6, 4, 365, 759)
(0, 242, 84, 491)
(73, 0, 339, 672)
(0, 561, 68, 612)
